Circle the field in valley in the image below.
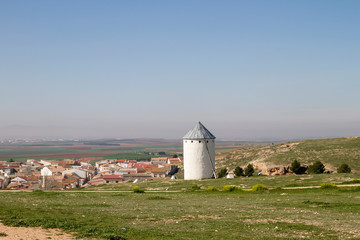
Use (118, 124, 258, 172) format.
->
(0, 139, 258, 162)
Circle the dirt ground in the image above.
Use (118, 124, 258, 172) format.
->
(0, 223, 77, 240)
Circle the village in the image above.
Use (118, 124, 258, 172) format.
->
(0, 156, 182, 190)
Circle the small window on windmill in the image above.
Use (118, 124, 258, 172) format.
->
(191, 141, 193, 143)
(207, 140, 209, 143)
(185, 141, 187, 143)
(199, 141, 201, 143)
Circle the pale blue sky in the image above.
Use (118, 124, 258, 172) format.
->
(1, 1, 359, 139)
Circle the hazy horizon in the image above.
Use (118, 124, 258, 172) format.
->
(1, 1, 359, 140)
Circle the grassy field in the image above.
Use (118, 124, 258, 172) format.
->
(83, 173, 360, 191)
(1, 137, 360, 239)
(1, 174, 360, 240)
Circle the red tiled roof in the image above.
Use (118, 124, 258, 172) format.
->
(63, 178, 76, 183)
(145, 165, 159, 169)
(104, 174, 123, 179)
(24, 176, 40, 181)
(151, 168, 166, 173)
(32, 161, 43, 165)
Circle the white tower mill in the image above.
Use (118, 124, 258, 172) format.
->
(183, 122, 216, 180)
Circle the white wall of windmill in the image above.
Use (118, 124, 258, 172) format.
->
(183, 139, 215, 180)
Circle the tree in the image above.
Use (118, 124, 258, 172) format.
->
(290, 160, 301, 174)
(244, 164, 254, 177)
(172, 154, 178, 158)
(234, 166, 244, 177)
(308, 161, 325, 174)
(8, 158, 14, 162)
(337, 163, 351, 173)
(217, 168, 228, 178)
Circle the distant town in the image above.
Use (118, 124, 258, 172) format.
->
(0, 156, 182, 190)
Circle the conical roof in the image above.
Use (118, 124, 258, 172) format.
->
(183, 122, 216, 140)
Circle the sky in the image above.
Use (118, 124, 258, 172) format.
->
(1, 1, 359, 140)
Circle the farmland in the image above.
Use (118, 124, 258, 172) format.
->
(0, 139, 262, 162)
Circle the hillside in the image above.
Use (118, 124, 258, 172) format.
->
(216, 136, 360, 174)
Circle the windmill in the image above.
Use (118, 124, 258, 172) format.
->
(183, 122, 216, 180)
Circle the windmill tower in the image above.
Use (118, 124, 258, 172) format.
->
(183, 122, 216, 180)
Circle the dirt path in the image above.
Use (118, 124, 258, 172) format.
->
(0, 222, 77, 240)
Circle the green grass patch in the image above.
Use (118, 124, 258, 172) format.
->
(341, 179, 360, 184)
(0, 182, 360, 239)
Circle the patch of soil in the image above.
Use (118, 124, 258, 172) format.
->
(0, 222, 77, 240)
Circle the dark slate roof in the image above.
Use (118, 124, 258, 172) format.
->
(183, 122, 216, 139)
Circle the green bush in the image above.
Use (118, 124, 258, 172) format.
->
(337, 163, 351, 173)
(131, 186, 144, 193)
(0, 233, 8, 237)
(222, 185, 242, 192)
(245, 164, 254, 177)
(217, 168, 228, 178)
(190, 184, 201, 191)
(320, 182, 337, 189)
(308, 161, 325, 174)
(205, 186, 218, 192)
(234, 166, 244, 177)
(147, 196, 171, 200)
(252, 184, 268, 192)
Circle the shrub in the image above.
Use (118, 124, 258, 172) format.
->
(337, 163, 351, 173)
(244, 164, 254, 177)
(190, 184, 201, 191)
(147, 196, 171, 200)
(131, 186, 144, 193)
(205, 186, 218, 192)
(252, 184, 268, 192)
(234, 166, 244, 177)
(290, 160, 301, 174)
(222, 185, 242, 192)
(320, 182, 337, 189)
(308, 161, 325, 174)
(217, 168, 228, 178)
(0, 233, 7, 237)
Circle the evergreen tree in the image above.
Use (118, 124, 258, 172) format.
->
(290, 160, 302, 174)
(308, 161, 325, 174)
(244, 164, 254, 177)
(234, 166, 244, 177)
(217, 168, 228, 178)
(337, 163, 351, 173)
